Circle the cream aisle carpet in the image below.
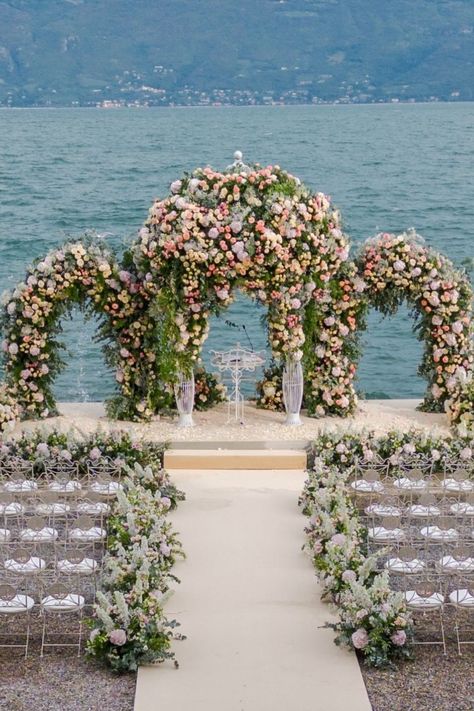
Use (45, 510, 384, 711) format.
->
(134, 469, 372, 711)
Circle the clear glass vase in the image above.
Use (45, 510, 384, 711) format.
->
(174, 371, 195, 427)
(282, 358, 303, 426)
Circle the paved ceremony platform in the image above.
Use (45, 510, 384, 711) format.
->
(13, 398, 449, 447)
(134, 468, 372, 711)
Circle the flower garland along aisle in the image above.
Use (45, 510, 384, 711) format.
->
(88, 462, 185, 672)
(300, 429, 474, 666)
(130, 164, 352, 416)
(0, 428, 186, 671)
(357, 230, 474, 414)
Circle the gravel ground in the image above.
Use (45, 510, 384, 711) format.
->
(361, 647, 474, 711)
(0, 649, 136, 711)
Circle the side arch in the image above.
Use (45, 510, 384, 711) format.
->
(0, 238, 149, 420)
(355, 231, 474, 412)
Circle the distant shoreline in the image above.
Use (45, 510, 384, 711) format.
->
(0, 99, 473, 110)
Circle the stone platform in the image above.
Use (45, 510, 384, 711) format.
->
(12, 399, 449, 446)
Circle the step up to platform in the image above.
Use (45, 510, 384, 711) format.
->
(164, 446, 308, 470)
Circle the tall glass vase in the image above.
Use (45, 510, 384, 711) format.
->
(282, 358, 303, 426)
(174, 371, 195, 427)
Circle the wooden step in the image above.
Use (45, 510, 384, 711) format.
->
(164, 448, 307, 470)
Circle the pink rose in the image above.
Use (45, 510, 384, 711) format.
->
(351, 628, 369, 649)
(391, 630, 406, 647)
(109, 628, 127, 646)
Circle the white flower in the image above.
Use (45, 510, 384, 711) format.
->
(170, 180, 182, 193)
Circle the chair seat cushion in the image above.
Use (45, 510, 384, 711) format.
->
(20, 527, 58, 542)
(0, 502, 25, 516)
(420, 525, 459, 541)
(439, 555, 474, 572)
(449, 589, 474, 607)
(0, 529, 11, 542)
(41, 593, 85, 611)
(69, 526, 106, 541)
(4, 480, 38, 492)
(407, 504, 441, 518)
(368, 526, 405, 541)
(57, 558, 97, 574)
(89, 481, 123, 496)
(365, 504, 401, 517)
(405, 590, 444, 609)
(4, 556, 46, 574)
(393, 477, 426, 491)
(442, 478, 473, 492)
(0, 594, 35, 613)
(35, 502, 70, 516)
(450, 502, 474, 516)
(385, 557, 425, 573)
(76, 502, 110, 515)
(48, 481, 82, 493)
(350, 480, 384, 493)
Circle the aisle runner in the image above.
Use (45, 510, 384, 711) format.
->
(134, 469, 371, 711)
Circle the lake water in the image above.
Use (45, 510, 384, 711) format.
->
(0, 103, 473, 402)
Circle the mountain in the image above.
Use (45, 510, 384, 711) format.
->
(0, 0, 473, 106)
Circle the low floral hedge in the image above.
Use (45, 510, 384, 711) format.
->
(88, 462, 185, 672)
(300, 429, 473, 667)
(0, 428, 183, 504)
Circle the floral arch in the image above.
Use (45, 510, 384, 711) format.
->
(0, 162, 473, 431)
(356, 231, 474, 413)
(127, 164, 350, 407)
(0, 239, 144, 420)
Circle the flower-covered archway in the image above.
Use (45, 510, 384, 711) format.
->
(0, 161, 473, 431)
(0, 239, 144, 420)
(129, 164, 349, 397)
(356, 231, 474, 413)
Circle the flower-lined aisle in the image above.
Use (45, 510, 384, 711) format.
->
(0, 428, 185, 672)
(300, 429, 474, 667)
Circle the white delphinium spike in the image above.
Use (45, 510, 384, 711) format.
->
(114, 591, 131, 626)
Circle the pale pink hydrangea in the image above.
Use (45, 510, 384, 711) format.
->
(109, 628, 127, 646)
(351, 628, 369, 649)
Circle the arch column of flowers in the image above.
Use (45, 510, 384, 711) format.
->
(356, 231, 474, 412)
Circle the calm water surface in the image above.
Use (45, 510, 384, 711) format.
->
(0, 104, 473, 401)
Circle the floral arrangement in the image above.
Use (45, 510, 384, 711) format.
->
(87, 462, 185, 672)
(129, 164, 352, 416)
(301, 429, 474, 666)
(302, 461, 412, 667)
(194, 367, 227, 410)
(448, 376, 474, 435)
(1, 170, 472, 426)
(357, 230, 474, 413)
(0, 384, 20, 433)
(0, 428, 184, 508)
(256, 363, 284, 411)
